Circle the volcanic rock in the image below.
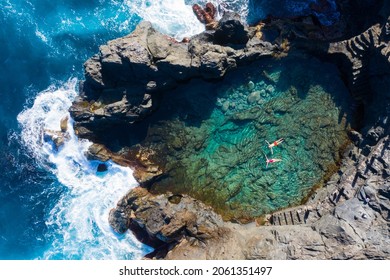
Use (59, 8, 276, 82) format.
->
(214, 12, 249, 46)
(97, 163, 108, 172)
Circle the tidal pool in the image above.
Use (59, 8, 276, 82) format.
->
(130, 54, 353, 221)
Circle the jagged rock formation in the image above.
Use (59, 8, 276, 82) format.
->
(328, 22, 387, 102)
(266, 15, 390, 227)
(69, 14, 282, 141)
(71, 1, 390, 260)
(192, 2, 218, 30)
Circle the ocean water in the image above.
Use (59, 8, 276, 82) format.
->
(0, 0, 342, 259)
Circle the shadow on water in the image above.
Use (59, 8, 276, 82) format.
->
(114, 52, 355, 142)
(274, 52, 355, 129)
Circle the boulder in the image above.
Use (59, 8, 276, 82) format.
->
(109, 187, 226, 248)
(43, 129, 69, 149)
(43, 116, 70, 149)
(247, 91, 261, 104)
(214, 12, 249, 46)
(85, 143, 113, 162)
(60, 115, 68, 132)
(97, 163, 108, 172)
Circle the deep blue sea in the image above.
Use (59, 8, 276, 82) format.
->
(0, 0, 339, 259)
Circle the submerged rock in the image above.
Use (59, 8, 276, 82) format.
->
(247, 90, 261, 104)
(110, 133, 390, 259)
(247, 80, 255, 90)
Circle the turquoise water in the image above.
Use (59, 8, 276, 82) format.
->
(0, 0, 344, 259)
(141, 55, 352, 220)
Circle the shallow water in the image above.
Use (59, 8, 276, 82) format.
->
(136, 55, 352, 220)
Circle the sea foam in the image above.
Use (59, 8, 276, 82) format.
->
(17, 79, 151, 259)
(124, 0, 205, 40)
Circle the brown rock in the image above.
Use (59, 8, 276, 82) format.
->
(43, 129, 70, 149)
(85, 143, 113, 162)
(60, 115, 68, 132)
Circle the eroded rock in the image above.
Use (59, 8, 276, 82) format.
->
(214, 12, 249, 46)
(109, 187, 226, 248)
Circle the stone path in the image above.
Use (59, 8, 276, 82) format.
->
(266, 135, 389, 226)
(328, 19, 389, 101)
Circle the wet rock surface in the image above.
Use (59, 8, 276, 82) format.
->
(43, 115, 70, 149)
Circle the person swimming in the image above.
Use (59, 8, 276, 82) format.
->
(262, 150, 282, 168)
(265, 138, 284, 154)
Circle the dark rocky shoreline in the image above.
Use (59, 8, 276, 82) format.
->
(69, 1, 389, 259)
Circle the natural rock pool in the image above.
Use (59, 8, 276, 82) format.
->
(126, 54, 354, 221)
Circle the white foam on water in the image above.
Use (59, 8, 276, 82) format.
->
(17, 79, 151, 259)
(35, 28, 49, 43)
(124, 0, 205, 40)
(215, 0, 250, 20)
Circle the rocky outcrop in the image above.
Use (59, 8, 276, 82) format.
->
(326, 14, 390, 132)
(214, 12, 250, 45)
(328, 20, 387, 102)
(69, 13, 283, 140)
(110, 131, 390, 259)
(85, 143, 163, 185)
(192, 3, 218, 30)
